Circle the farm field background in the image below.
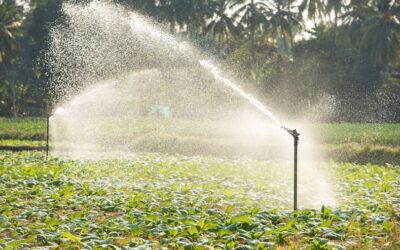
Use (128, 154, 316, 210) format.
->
(1, 118, 400, 145)
(0, 118, 399, 248)
(1, 118, 399, 164)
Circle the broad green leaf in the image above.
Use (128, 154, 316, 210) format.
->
(61, 232, 81, 244)
(231, 215, 253, 225)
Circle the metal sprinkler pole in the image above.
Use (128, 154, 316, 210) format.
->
(46, 113, 50, 162)
(45, 101, 52, 162)
(282, 127, 300, 211)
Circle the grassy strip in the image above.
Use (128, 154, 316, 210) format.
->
(313, 123, 400, 146)
(1, 139, 400, 164)
(0, 139, 45, 147)
(1, 118, 400, 145)
(320, 143, 400, 165)
(0, 117, 46, 140)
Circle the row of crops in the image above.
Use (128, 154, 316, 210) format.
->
(0, 151, 399, 249)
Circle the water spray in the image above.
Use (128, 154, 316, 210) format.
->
(282, 126, 300, 210)
(200, 59, 302, 210)
(46, 1, 337, 209)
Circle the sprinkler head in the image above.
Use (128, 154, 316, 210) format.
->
(281, 126, 300, 139)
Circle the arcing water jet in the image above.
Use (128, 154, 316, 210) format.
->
(200, 59, 302, 211)
(199, 60, 283, 127)
(46, 1, 335, 208)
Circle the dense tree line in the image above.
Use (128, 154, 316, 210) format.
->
(0, 0, 399, 121)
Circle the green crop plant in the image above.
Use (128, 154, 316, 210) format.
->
(0, 151, 398, 249)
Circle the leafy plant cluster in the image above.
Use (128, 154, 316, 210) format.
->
(0, 151, 399, 249)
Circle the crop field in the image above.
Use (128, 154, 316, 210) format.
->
(0, 118, 399, 249)
(0, 152, 400, 249)
(0, 151, 399, 249)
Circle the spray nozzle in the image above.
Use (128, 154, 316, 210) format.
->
(281, 126, 300, 139)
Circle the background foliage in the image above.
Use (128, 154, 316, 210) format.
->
(0, 0, 399, 121)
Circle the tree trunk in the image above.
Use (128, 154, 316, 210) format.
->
(334, 12, 338, 27)
(314, 15, 317, 29)
(250, 28, 255, 60)
(170, 18, 175, 34)
(4, 65, 18, 118)
(10, 80, 18, 118)
(250, 0, 256, 61)
(225, 30, 229, 48)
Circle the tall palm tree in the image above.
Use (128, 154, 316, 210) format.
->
(0, 2, 23, 64)
(158, 0, 183, 34)
(298, 0, 326, 26)
(205, 0, 240, 46)
(157, 0, 208, 35)
(340, 0, 371, 43)
(343, 0, 400, 68)
(0, 2, 23, 117)
(119, 0, 157, 15)
(234, 0, 269, 59)
(360, 0, 400, 68)
(135, 0, 158, 16)
(180, 0, 209, 37)
(267, 0, 302, 54)
(326, 0, 344, 26)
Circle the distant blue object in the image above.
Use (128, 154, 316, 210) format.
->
(149, 105, 172, 118)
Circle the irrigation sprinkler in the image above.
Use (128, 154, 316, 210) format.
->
(45, 105, 52, 162)
(46, 113, 50, 162)
(282, 126, 300, 211)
